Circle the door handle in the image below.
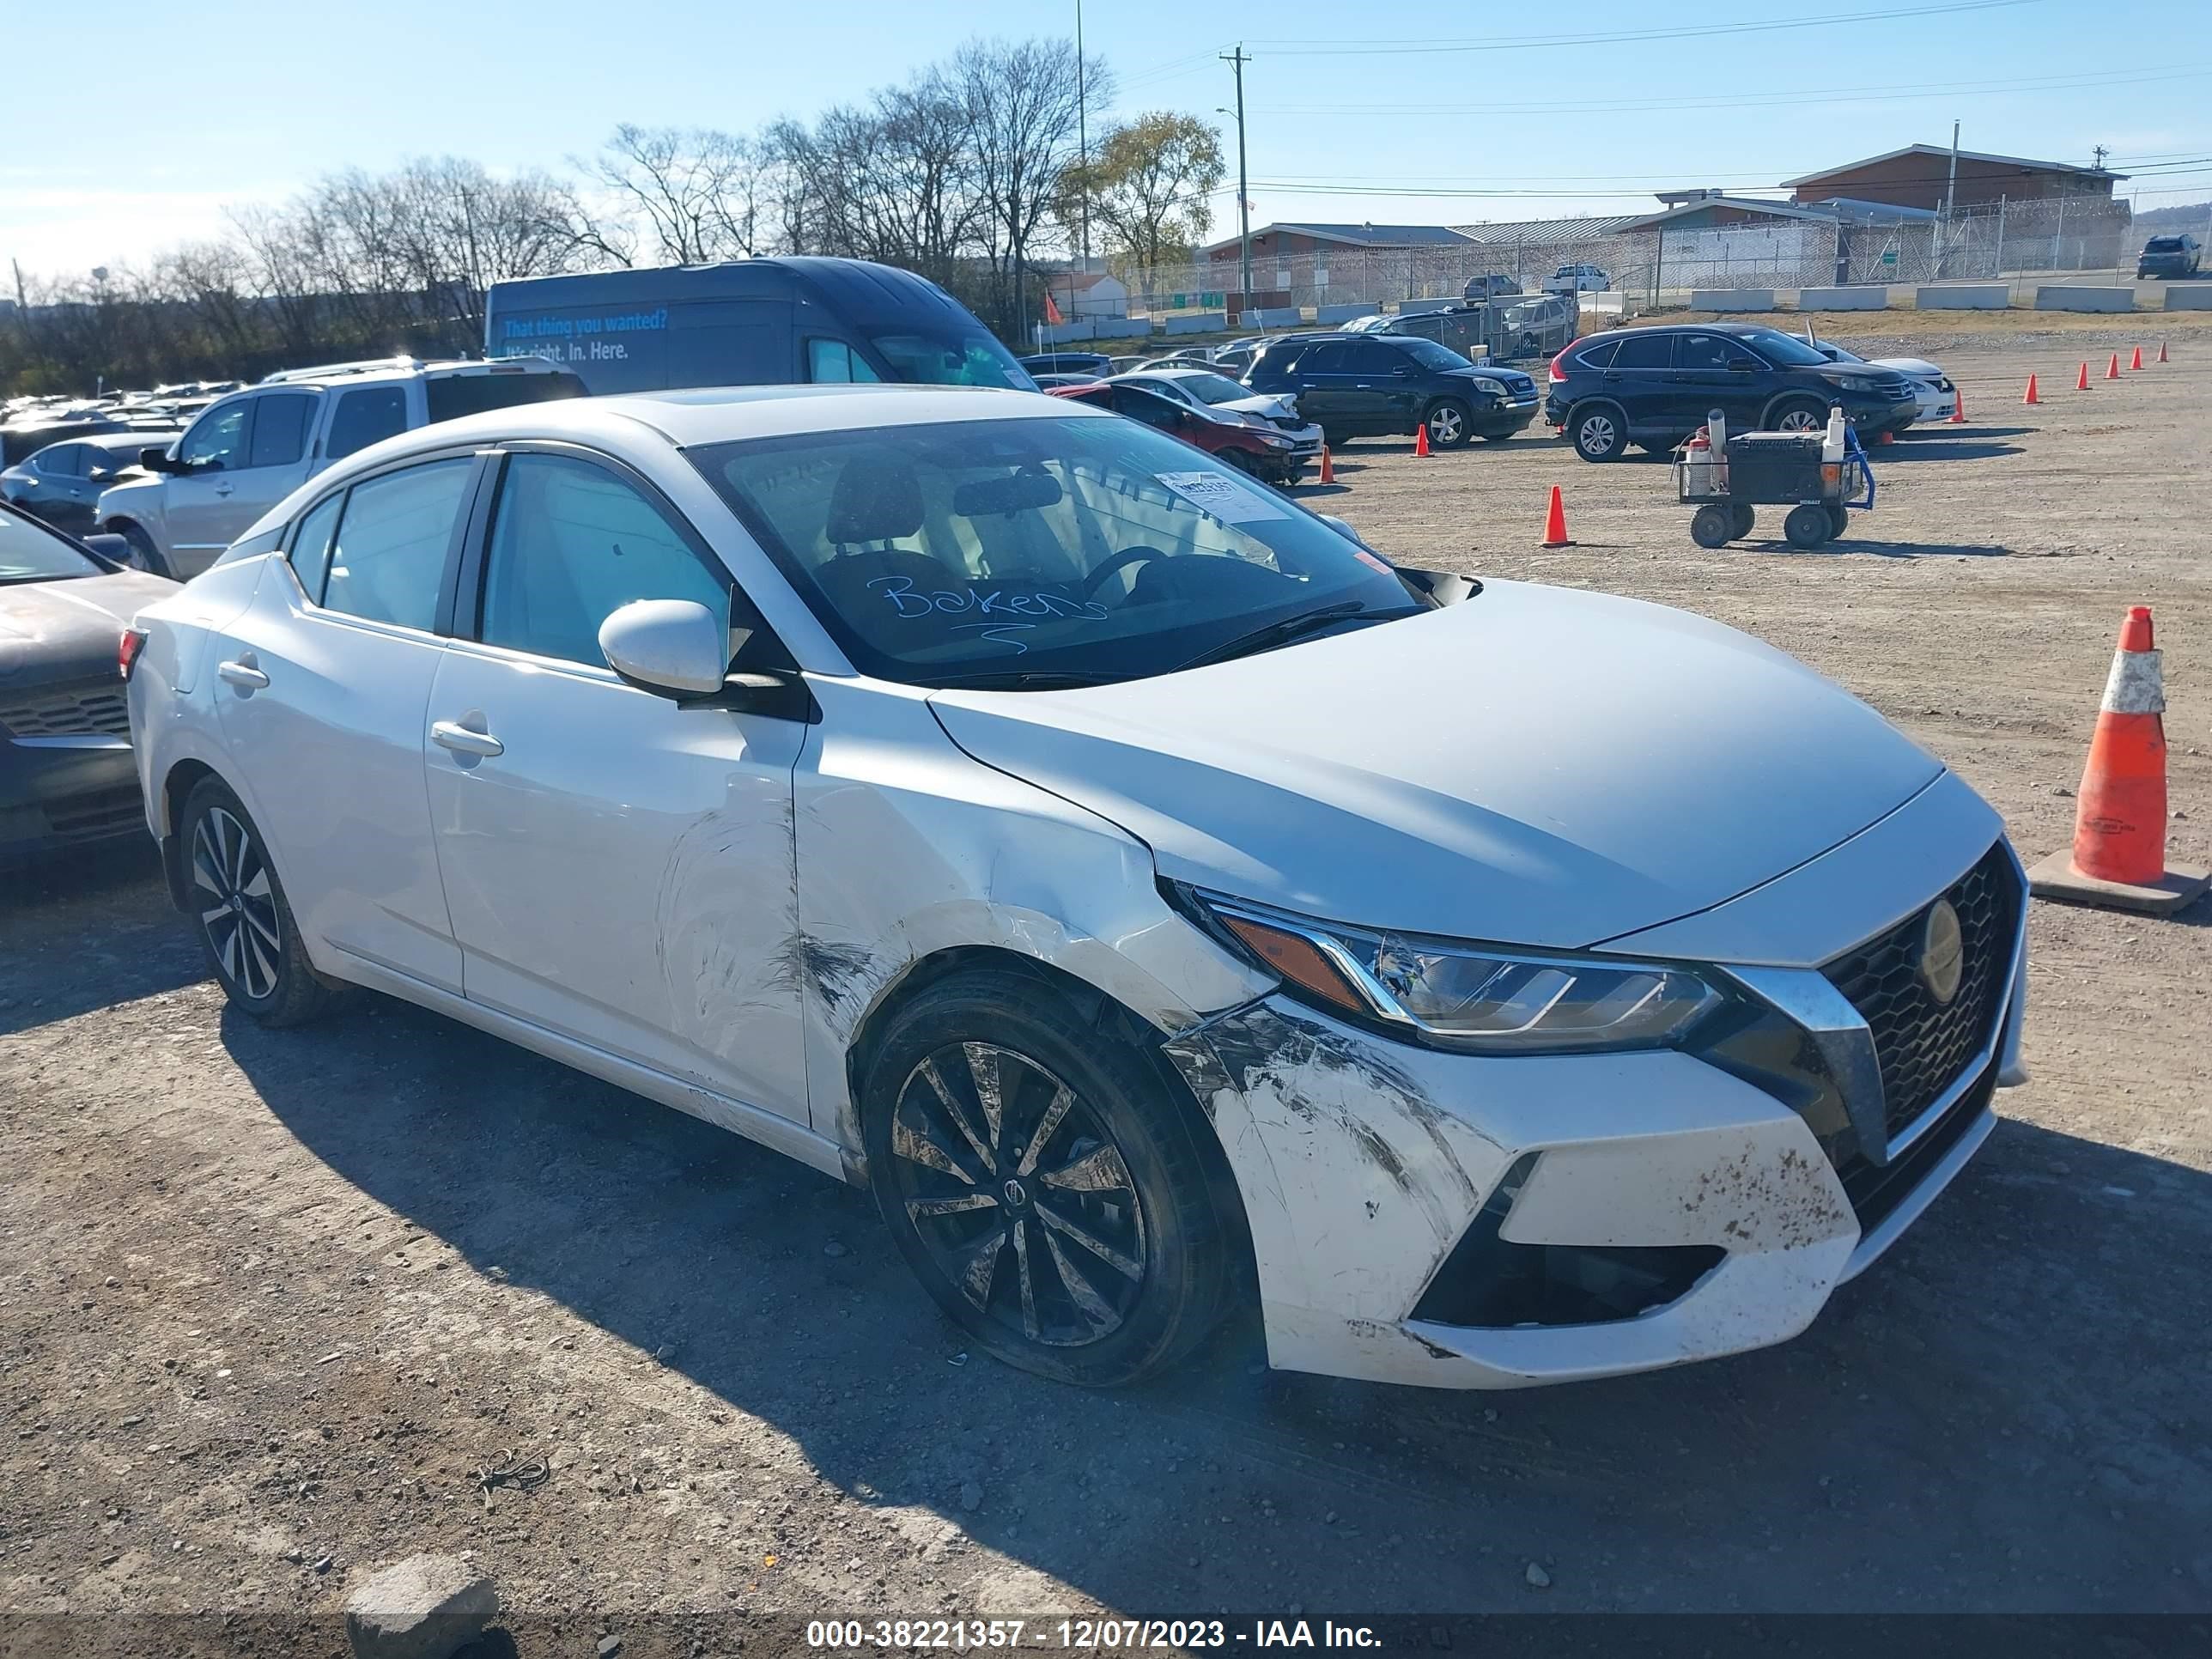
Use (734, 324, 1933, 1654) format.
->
(213, 481, 234, 496)
(431, 720, 504, 758)
(216, 658, 270, 690)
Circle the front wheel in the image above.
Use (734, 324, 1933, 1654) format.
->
(862, 969, 1237, 1388)
(1770, 400, 1829, 435)
(112, 523, 172, 579)
(1784, 503, 1832, 550)
(1570, 405, 1627, 462)
(178, 778, 334, 1027)
(1423, 400, 1472, 449)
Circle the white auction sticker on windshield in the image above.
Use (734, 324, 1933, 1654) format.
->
(1157, 470, 1290, 524)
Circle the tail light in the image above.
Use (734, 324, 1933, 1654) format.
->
(118, 627, 149, 682)
(1547, 350, 1570, 383)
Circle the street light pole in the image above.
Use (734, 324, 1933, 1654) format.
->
(1223, 45, 1252, 322)
(1076, 0, 1089, 270)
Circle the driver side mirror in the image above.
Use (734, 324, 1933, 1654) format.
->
(138, 447, 180, 473)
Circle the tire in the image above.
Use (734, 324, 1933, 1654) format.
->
(1769, 398, 1829, 436)
(178, 777, 335, 1028)
(861, 968, 1237, 1388)
(1480, 431, 1515, 445)
(1569, 404, 1627, 462)
(1423, 400, 1473, 449)
(1731, 504, 1757, 539)
(112, 522, 172, 579)
(1784, 503, 1832, 550)
(1690, 505, 1735, 548)
(1826, 502, 1850, 541)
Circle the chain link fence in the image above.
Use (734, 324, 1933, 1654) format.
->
(1115, 197, 2136, 319)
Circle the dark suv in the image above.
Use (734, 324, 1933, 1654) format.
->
(1244, 332, 1540, 449)
(1545, 322, 1919, 461)
(2136, 234, 2202, 279)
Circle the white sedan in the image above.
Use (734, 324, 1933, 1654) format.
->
(1814, 341, 1958, 423)
(124, 385, 2026, 1390)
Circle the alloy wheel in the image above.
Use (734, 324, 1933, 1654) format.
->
(1428, 406, 1464, 446)
(191, 805, 283, 1000)
(1577, 413, 1617, 457)
(889, 1041, 1147, 1348)
(1775, 407, 1824, 434)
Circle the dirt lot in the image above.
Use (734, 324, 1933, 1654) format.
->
(4, 321, 2210, 1647)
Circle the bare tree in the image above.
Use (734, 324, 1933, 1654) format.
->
(580, 125, 768, 266)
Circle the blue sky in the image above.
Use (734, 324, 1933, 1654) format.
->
(4, 0, 2207, 276)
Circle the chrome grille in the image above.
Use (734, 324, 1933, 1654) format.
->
(1822, 846, 2020, 1137)
(0, 678, 131, 738)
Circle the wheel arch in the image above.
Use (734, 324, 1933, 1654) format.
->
(155, 757, 221, 911)
(1761, 389, 1832, 428)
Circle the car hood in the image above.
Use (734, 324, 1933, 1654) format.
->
(1220, 393, 1307, 424)
(1868, 356, 1942, 380)
(927, 580, 1944, 952)
(0, 569, 178, 682)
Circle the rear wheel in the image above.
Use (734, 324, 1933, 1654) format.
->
(1570, 405, 1627, 462)
(862, 969, 1237, 1388)
(1826, 502, 1850, 540)
(1731, 504, 1757, 539)
(178, 778, 334, 1027)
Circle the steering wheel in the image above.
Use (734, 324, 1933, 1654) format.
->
(1078, 545, 1170, 599)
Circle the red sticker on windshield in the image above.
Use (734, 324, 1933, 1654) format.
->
(1353, 550, 1394, 574)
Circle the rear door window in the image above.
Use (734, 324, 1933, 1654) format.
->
(246, 392, 317, 469)
(1296, 342, 1354, 375)
(1573, 338, 1620, 370)
(424, 371, 587, 425)
(326, 386, 410, 460)
(1610, 333, 1675, 370)
(321, 458, 474, 632)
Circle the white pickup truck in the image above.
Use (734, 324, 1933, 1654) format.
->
(95, 355, 583, 578)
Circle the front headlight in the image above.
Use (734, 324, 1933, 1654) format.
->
(1183, 890, 1725, 1054)
(1835, 374, 1881, 393)
(1469, 377, 1508, 398)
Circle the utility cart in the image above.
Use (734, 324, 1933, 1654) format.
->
(1674, 412, 1875, 550)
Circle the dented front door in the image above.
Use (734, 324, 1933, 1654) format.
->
(422, 641, 810, 1121)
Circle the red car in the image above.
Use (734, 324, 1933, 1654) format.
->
(1048, 380, 1304, 485)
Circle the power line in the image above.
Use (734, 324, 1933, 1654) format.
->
(1254, 0, 2039, 56)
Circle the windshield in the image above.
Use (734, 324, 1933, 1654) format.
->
(1170, 372, 1256, 405)
(0, 507, 103, 583)
(1737, 327, 1833, 368)
(1391, 337, 1474, 372)
(867, 330, 1038, 392)
(690, 414, 1419, 688)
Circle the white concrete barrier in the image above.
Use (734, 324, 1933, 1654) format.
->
(1917, 284, 2009, 310)
(1248, 307, 1303, 328)
(1090, 317, 1152, 339)
(1036, 321, 1097, 344)
(1162, 312, 1225, 336)
(1314, 303, 1370, 324)
(2035, 285, 2135, 313)
(1689, 289, 1776, 312)
(1798, 286, 1887, 311)
(2164, 283, 2212, 310)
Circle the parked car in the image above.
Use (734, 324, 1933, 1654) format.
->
(1049, 380, 1304, 483)
(2136, 234, 2203, 279)
(1808, 338, 1956, 425)
(1343, 307, 1493, 362)
(1542, 264, 1611, 295)
(125, 383, 2027, 1389)
(1028, 372, 1104, 389)
(1244, 331, 1540, 449)
(489, 259, 1037, 396)
(1, 432, 173, 534)
(1546, 323, 1920, 461)
(3, 416, 139, 471)
(1108, 367, 1324, 471)
(1018, 352, 1115, 378)
(95, 356, 586, 579)
(1462, 273, 1522, 301)
(1207, 338, 1273, 377)
(1, 503, 176, 865)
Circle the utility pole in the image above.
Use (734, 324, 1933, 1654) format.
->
(1076, 0, 1089, 270)
(1223, 45, 1252, 324)
(1938, 119, 1960, 278)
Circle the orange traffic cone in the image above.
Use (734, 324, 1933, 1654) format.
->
(1318, 445, 1335, 484)
(1540, 485, 1571, 548)
(2022, 374, 2040, 404)
(2106, 352, 2122, 380)
(2075, 362, 2091, 391)
(1948, 386, 1967, 424)
(1877, 429, 1895, 444)
(2027, 606, 2210, 915)
(2158, 339, 2168, 363)
(1414, 423, 1431, 458)
(2130, 344, 2144, 371)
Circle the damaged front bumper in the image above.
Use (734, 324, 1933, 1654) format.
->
(1162, 834, 2029, 1392)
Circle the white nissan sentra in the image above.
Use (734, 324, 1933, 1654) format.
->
(124, 385, 2027, 1390)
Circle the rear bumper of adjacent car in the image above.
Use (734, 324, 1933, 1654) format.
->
(0, 736, 146, 865)
(1162, 833, 2027, 1390)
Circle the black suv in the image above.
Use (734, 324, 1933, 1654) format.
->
(1244, 332, 1540, 449)
(2136, 234, 2202, 279)
(1545, 322, 1919, 461)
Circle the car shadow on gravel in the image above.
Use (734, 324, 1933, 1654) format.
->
(1871, 441, 2026, 461)
(1739, 539, 2012, 559)
(216, 988, 2212, 1613)
(0, 845, 209, 1037)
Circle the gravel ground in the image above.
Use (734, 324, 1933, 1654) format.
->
(3, 321, 2209, 1649)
